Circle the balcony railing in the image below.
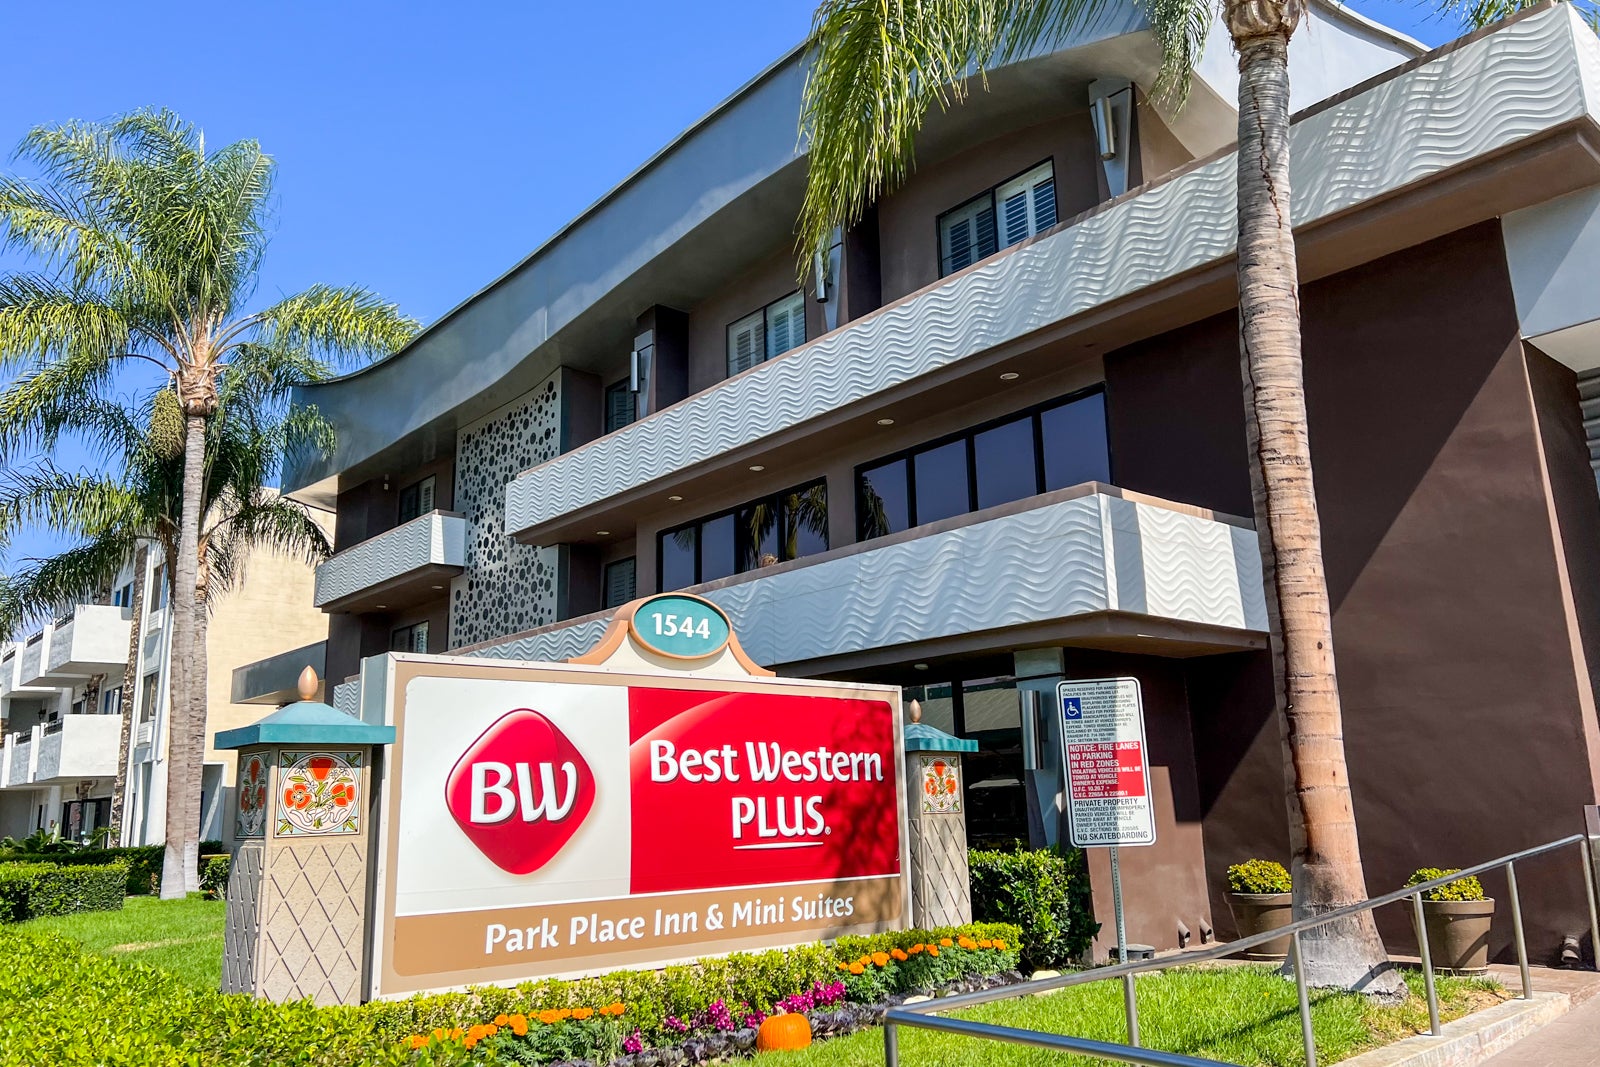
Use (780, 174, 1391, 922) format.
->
(0, 714, 122, 787)
(313, 510, 466, 611)
(44, 605, 132, 677)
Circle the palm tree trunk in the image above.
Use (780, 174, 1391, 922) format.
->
(109, 546, 147, 845)
(1228, 0, 1402, 997)
(159, 413, 207, 898)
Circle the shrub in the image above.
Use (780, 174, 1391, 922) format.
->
(1227, 859, 1292, 895)
(0, 841, 223, 896)
(0, 862, 127, 922)
(969, 846, 1097, 969)
(1406, 868, 1486, 902)
(200, 855, 230, 900)
(834, 931, 1020, 1001)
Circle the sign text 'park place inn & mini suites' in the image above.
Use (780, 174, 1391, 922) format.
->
(359, 594, 910, 998)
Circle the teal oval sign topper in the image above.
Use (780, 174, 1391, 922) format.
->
(631, 594, 732, 660)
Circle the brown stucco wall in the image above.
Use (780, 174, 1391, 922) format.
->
(332, 455, 456, 552)
(1106, 221, 1600, 963)
(875, 114, 1102, 304)
(685, 248, 824, 396)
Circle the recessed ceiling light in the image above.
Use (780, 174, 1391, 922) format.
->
(668, 495, 683, 502)
(430, 585, 443, 590)
(877, 418, 895, 426)
(375, 604, 388, 610)
(913, 662, 929, 671)
(749, 465, 765, 472)
(596, 530, 611, 537)
(1000, 371, 1020, 381)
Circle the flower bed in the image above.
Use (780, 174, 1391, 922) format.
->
(395, 924, 1023, 1065)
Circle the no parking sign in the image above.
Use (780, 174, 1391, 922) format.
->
(1057, 677, 1155, 848)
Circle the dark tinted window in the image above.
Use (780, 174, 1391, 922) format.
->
(781, 483, 829, 560)
(737, 500, 780, 572)
(858, 459, 909, 539)
(913, 440, 970, 525)
(604, 380, 636, 434)
(603, 558, 637, 608)
(1040, 392, 1110, 490)
(699, 513, 737, 583)
(973, 415, 1039, 510)
(660, 526, 697, 590)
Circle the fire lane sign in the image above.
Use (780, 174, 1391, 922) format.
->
(1057, 677, 1155, 848)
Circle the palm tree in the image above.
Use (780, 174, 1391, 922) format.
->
(0, 109, 417, 896)
(798, 0, 1400, 994)
(0, 383, 335, 871)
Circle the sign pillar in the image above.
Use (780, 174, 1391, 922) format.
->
(903, 700, 979, 929)
(215, 667, 395, 1006)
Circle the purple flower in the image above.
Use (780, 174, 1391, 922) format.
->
(624, 1031, 644, 1054)
(665, 1016, 689, 1033)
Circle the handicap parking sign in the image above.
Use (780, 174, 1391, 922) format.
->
(1063, 697, 1083, 720)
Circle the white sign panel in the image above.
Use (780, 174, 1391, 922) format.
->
(1057, 677, 1155, 848)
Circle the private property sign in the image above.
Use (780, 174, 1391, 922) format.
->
(365, 596, 908, 998)
(1057, 677, 1155, 848)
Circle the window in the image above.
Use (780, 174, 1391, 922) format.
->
(149, 564, 168, 612)
(139, 672, 159, 722)
(855, 386, 1108, 541)
(391, 621, 430, 654)
(100, 686, 122, 716)
(938, 160, 1058, 276)
(659, 480, 829, 590)
(604, 379, 637, 434)
(727, 291, 807, 377)
(398, 475, 436, 524)
(111, 582, 133, 608)
(603, 558, 637, 609)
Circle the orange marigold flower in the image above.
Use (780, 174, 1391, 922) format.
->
(940, 937, 954, 947)
(837, 962, 850, 972)
(432, 1028, 449, 1040)
(556, 1009, 573, 1021)
(486, 1024, 499, 1037)
(537, 1009, 563, 1025)
(928, 945, 940, 957)
(463, 1037, 477, 1049)
(891, 948, 908, 961)
(449, 1027, 464, 1040)
(908, 944, 923, 955)
(848, 962, 865, 975)
(572, 1007, 594, 1021)
(406, 1035, 428, 1049)
(599, 1001, 626, 1017)
(958, 937, 977, 950)
(510, 1014, 529, 1036)
(995, 940, 1008, 950)
(495, 1014, 510, 1026)
(871, 952, 890, 967)
(978, 939, 993, 949)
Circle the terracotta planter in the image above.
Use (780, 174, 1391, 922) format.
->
(1413, 898, 1495, 974)
(1227, 892, 1293, 959)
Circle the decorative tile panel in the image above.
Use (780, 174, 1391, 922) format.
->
(235, 752, 269, 839)
(450, 373, 563, 647)
(276, 751, 362, 837)
(920, 755, 962, 815)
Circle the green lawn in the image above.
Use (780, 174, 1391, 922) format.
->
(19, 898, 1506, 1067)
(765, 967, 1505, 1067)
(22, 894, 226, 990)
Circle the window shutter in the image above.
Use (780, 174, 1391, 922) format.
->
(994, 162, 1056, 249)
(605, 381, 636, 433)
(604, 558, 637, 608)
(945, 216, 974, 272)
(1001, 188, 1030, 247)
(417, 478, 435, 515)
(1032, 176, 1057, 231)
(765, 292, 806, 359)
(412, 621, 429, 653)
(727, 311, 765, 376)
(975, 202, 998, 259)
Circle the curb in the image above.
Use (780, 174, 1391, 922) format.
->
(1337, 991, 1571, 1067)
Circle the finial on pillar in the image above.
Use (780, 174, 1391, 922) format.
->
(909, 699, 922, 724)
(297, 666, 319, 702)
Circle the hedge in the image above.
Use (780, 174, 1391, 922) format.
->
(0, 841, 224, 896)
(0, 920, 1021, 1066)
(969, 846, 1098, 969)
(0, 862, 128, 923)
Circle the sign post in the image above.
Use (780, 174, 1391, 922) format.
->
(1057, 676, 1155, 1046)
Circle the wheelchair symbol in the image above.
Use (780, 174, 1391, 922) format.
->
(1063, 697, 1083, 720)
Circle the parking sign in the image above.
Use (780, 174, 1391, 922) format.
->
(1056, 677, 1155, 848)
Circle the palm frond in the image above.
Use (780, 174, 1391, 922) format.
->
(244, 284, 418, 369)
(0, 534, 138, 636)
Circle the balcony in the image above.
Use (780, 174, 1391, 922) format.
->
(470, 486, 1268, 673)
(313, 511, 466, 612)
(232, 640, 326, 705)
(0, 714, 122, 789)
(45, 605, 132, 677)
(17, 631, 49, 688)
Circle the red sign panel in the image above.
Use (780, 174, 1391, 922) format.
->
(1065, 741, 1148, 800)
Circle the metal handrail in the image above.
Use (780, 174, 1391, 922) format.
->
(884, 830, 1600, 1067)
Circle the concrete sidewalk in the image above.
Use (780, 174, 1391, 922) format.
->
(1473, 962, 1600, 1067)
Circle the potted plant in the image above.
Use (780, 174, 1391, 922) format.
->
(1226, 859, 1294, 959)
(1407, 868, 1494, 975)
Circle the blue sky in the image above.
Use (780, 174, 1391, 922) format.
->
(0, 1, 1468, 576)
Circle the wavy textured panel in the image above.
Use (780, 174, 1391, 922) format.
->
(332, 680, 359, 717)
(506, 7, 1594, 536)
(313, 514, 466, 608)
(467, 495, 1264, 671)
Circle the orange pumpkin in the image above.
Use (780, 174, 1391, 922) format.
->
(756, 1012, 813, 1052)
